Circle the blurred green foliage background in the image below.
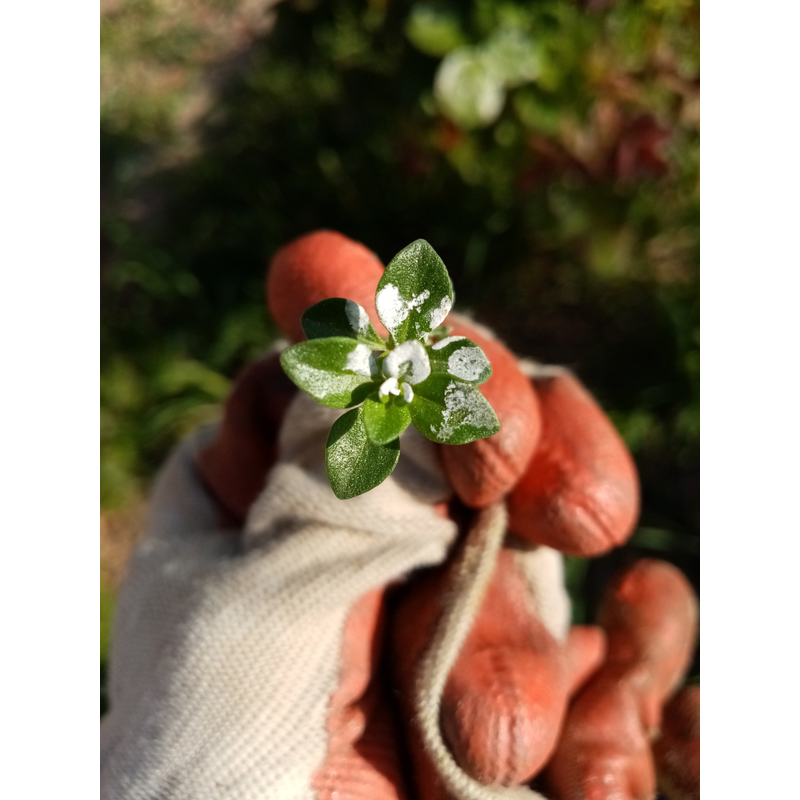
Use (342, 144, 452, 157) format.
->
(101, 0, 699, 682)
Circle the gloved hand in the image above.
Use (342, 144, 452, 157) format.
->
(101, 231, 698, 800)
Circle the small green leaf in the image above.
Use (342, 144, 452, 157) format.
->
(406, 4, 467, 58)
(362, 394, 412, 445)
(375, 240, 454, 345)
(301, 298, 386, 348)
(434, 48, 505, 129)
(326, 407, 401, 499)
(427, 336, 492, 386)
(428, 325, 452, 342)
(481, 27, 540, 89)
(280, 338, 379, 409)
(409, 374, 500, 444)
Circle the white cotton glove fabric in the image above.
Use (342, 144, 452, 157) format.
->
(101, 385, 571, 800)
(101, 393, 458, 800)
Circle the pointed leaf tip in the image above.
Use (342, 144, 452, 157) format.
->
(326, 407, 401, 498)
(375, 240, 454, 345)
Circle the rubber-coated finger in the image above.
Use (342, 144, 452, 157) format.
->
(564, 625, 607, 697)
(266, 230, 388, 343)
(508, 370, 639, 556)
(196, 352, 297, 525)
(652, 685, 699, 800)
(392, 549, 569, 793)
(596, 559, 698, 733)
(545, 559, 698, 800)
(552, 684, 656, 800)
(313, 588, 409, 800)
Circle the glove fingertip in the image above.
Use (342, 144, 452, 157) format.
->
(564, 625, 607, 696)
(196, 353, 297, 524)
(652, 686, 700, 800)
(508, 371, 640, 556)
(266, 230, 387, 343)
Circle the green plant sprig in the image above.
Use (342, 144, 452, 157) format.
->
(280, 239, 500, 499)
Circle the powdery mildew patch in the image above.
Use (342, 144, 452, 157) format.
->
(344, 300, 371, 336)
(432, 381, 496, 440)
(345, 344, 378, 378)
(383, 340, 431, 385)
(431, 335, 466, 351)
(375, 283, 431, 337)
(326, 416, 372, 475)
(379, 376, 401, 398)
(428, 297, 452, 332)
(292, 362, 339, 400)
(447, 347, 488, 382)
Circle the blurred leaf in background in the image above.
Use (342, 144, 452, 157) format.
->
(101, 0, 700, 700)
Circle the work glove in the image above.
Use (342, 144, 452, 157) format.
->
(101, 231, 698, 800)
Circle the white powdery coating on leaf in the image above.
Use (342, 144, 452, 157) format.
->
(344, 300, 371, 335)
(432, 381, 496, 440)
(345, 344, 377, 377)
(401, 382, 414, 403)
(292, 362, 335, 399)
(327, 418, 368, 474)
(383, 340, 431, 385)
(448, 346, 488, 382)
(379, 377, 401, 398)
(428, 296, 452, 332)
(410, 289, 431, 309)
(431, 335, 466, 351)
(375, 284, 405, 336)
(375, 283, 431, 337)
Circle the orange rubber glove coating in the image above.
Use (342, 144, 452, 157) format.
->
(545, 559, 698, 800)
(311, 588, 408, 800)
(563, 625, 607, 696)
(392, 549, 569, 790)
(596, 560, 698, 735)
(196, 353, 297, 524)
(266, 230, 388, 343)
(652, 686, 700, 800)
(508, 371, 639, 556)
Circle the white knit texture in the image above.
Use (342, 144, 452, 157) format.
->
(101, 395, 458, 800)
(101, 387, 570, 800)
